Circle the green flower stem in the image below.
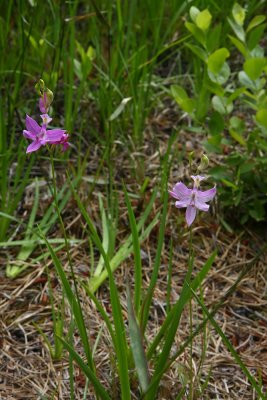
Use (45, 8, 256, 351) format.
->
(189, 226, 194, 400)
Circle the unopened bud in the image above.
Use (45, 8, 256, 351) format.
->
(36, 80, 54, 113)
(45, 88, 54, 107)
(188, 151, 194, 169)
(198, 154, 209, 171)
(35, 79, 45, 96)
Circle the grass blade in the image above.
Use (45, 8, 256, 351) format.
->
(147, 251, 217, 360)
(88, 188, 159, 293)
(124, 186, 142, 316)
(145, 252, 217, 399)
(58, 338, 111, 400)
(127, 284, 150, 394)
(70, 181, 131, 399)
(41, 232, 94, 373)
(140, 186, 168, 334)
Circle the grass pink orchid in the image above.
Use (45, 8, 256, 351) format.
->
(169, 175, 216, 226)
(23, 114, 67, 153)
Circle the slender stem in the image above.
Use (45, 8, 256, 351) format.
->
(189, 227, 194, 400)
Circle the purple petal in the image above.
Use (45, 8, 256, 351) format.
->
(25, 115, 41, 135)
(197, 186, 216, 202)
(186, 205, 197, 226)
(61, 141, 70, 151)
(26, 140, 42, 153)
(195, 198, 209, 212)
(191, 175, 206, 182)
(23, 130, 36, 140)
(41, 114, 52, 125)
(39, 93, 48, 113)
(46, 129, 66, 142)
(169, 182, 192, 200)
(175, 200, 190, 208)
(39, 98, 46, 113)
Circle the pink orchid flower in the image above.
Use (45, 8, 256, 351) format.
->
(54, 133, 70, 152)
(23, 114, 67, 153)
(169, 175, 216, 226)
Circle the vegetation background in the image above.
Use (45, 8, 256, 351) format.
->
(0, 0, 266, 399)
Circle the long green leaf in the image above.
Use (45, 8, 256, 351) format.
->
(82, 282, 116, 347)
(41, 232, 94, 373)
(147, 251, 217, 360)
(140, 186, 168, 334)
(127, 285, 150, 393)
(145, 252, 216, 399)
(124, 187, 142, 316)
(88, 188, 159, 293)
(58, 338, 111, 400)
(69, 180, 131, 399)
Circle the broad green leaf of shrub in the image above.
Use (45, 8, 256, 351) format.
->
(208, 62, 230, 85)
(227, 87, 246, 104)
(227, 17, 245, 42)
(209, 166, 229, 180)
(246, 15, 266, 33)
(244, 58, 266, 80)
(171, 85, 195, 114)
(247, 24, 267, 51)
(212, 95, 232, 114)
(238, 71, 255, 89)
(189, 6, 200, 23)
(195, 9, 212, 31)
(228, 35, 247, 57)
(207, 48, 230, 74)
(255, 109, 267, 128)
(171, 85, 188, 101)
(205, 80, 225, 96)
(229, 129, 246, 146)
(207, 24, 222, 53)
(232, 3, 246, 26)
(229, 116, 245, 131)
(185, 21, 205, 46)
(208, 111, 225, 135)
(185, 43, 208, 62)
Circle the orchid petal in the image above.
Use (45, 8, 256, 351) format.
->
(62, 141, 70, 151)
(195, 198, 209, 212)
(23, 130, 36, 140)
(41, 114, 52, 125)
(191, 175, 206, 182)
(46, 129, 66, 142)
(197, 186, 216, 202)
(170, 182, 192, 200)
(26, 140, 42, 153)
(175, 200, 190, 208)
(186, 206, 196, 226)
(25, 115, 41, 135)
(39, 93, 48, 113)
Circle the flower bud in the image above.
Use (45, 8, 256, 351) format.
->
(35, 79, 45, 96)
(35, 80, 54, 112)
(198, 154, 209, 171)
(188, 151, 194, 169)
